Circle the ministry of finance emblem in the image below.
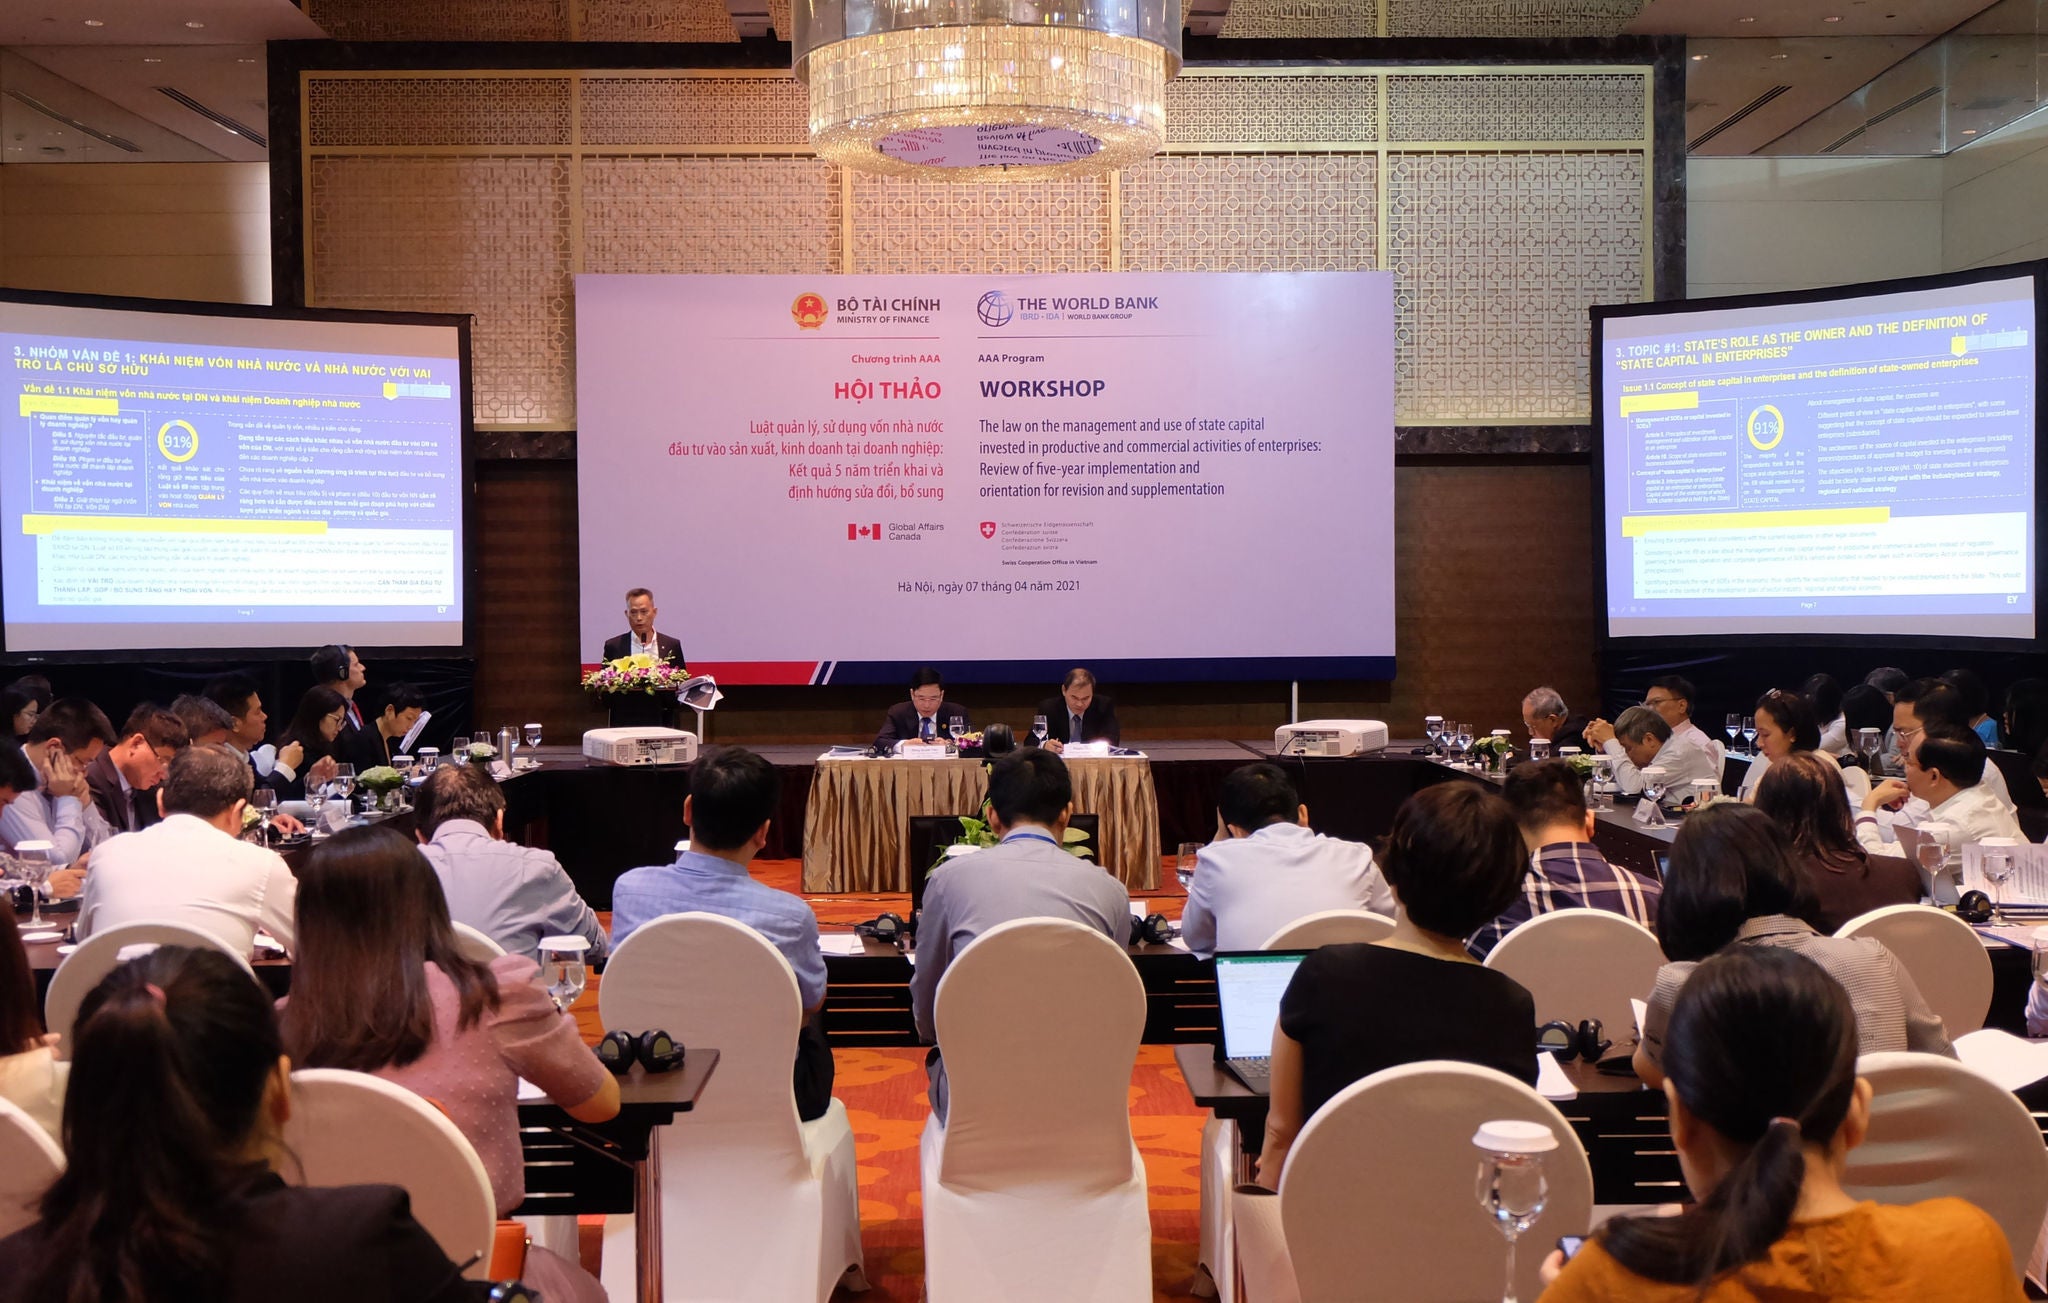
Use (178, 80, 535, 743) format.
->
(792, 292, 829, 330)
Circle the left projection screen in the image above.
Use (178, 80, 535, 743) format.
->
(1, 294, 469, 656)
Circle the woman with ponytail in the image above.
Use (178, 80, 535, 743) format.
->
(1540, 946, 2023, 1300)
(0, 945, 474, 1302)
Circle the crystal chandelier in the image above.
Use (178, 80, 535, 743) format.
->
(793, 0, 1183, 181)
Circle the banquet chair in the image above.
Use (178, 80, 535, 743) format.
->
(1259, 909, 1397, 950)
(1835, 904, 1992, 1035)
(1235, 1061, 1593, 1303)
(921, 918, 1149, 1302)
(43, 919, 253, 1052)
(450, 921, 507, 963)
(1844, 1051, 2048, 1277)
(1196, 908, 1398, 1299)
(1483, 910, 1664, 1048)
(597, 912, 864, 1303)
(0, 1095, 62, 1238)
(281, 1068, 500, 1280)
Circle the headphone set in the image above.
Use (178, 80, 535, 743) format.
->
(596, 1028, 687, 1075)
(1957, 889, 1996, 924)
(1134, 913, 1176, 946)
(1536, 1018, 1611, 1064)
(855, 912, 914, 948)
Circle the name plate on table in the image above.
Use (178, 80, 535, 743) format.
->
(1631, 799, 1668, 827)
(898, 743, 952, 759)
(1062, 741, 1112, 758)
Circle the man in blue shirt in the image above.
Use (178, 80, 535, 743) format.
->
(611, 746, 833, 1120)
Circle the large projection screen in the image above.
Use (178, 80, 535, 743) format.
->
(1592, 263, 2043, 647)
(575, 272, 1396, 685)
(0, 292, 472, 658)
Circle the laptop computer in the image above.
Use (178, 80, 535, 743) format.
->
(1212, 950, 1308, 1094)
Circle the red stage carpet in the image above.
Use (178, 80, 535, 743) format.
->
(579, 858, 1209, 1298)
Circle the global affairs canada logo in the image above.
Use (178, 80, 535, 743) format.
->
(976, 291, 1014, 329)
(792, 292, 830, 330)
(848, 523, 881, 541)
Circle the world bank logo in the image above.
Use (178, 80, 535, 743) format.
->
(976, 291, 1014, 329)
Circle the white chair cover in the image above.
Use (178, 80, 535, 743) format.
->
(921, 918, 1149, 1301)
(1835, 904, 1992, 1035)
(1236, 1061, 1594, 1303)
(0, 1095, 62, 1239)
(450, 921, 507, 963)
(1846, 1050, 2048, 1276)
(596, 912, 863, 1303)
(1258, 909, 1398, 950)
(43, 918, 253, 1052)
(280, 1068, 497, 1279)
(1483, 909, 1664, 1044)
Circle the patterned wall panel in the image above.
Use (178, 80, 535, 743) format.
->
(309, 156, 575, 425)
(1386, 151, 1643, 422)
(579, 0, 740, 41)
(1219, 0, 1378, 40)
(1386, 73, 1642, 141)
(579, 76, 810, 147)
(847, 175, 1112, 275)
(308, 77, 575, 148)
(1385, 0, 1648, 36)
(308, 0, 571, 41)
(1120, 154, 1376, 271)
(1165, 73, 1379, 145)
(583, 156, 841, 272)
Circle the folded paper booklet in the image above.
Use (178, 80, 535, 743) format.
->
(1535, 1052, 1577, 1102)
(1953, 1028, 2048, 1092)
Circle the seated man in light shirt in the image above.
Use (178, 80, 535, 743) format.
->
(1891, 680, 2018, 813)
(1856, 723, 2022, 854)
(611, 747, 834, 1121)
(1584, 705, 1719, 798)
(0, 698, 120, 895)
(77, 743, 297, 955)
(413, 762, 607, 964)
(1642, 675, 1725, 771)
(1181, 762, 1393, 958)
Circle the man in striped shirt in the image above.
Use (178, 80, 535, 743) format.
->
(1467, 759, 1661, 960)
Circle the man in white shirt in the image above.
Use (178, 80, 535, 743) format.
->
(0, 698, 119, 883)
(1857, 723, 2022, 853)
(1181, 763, 1394, 957)
(1891, 680, 2017, 813)
(1642, 675, 1725, 772)
(1585, 705, 1720, 798)
(78, 743, 297, 955)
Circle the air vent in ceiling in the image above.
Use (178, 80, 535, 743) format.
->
(155, 86, 268, 148)
(1688, 85, 1791, 151)
(2, 90, 142, 152)
(1823, 85, 1942, 153)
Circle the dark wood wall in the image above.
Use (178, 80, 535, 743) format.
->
(473, 458, 1600, 747)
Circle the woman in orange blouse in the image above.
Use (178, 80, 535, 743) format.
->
(1539, 946, 2023, 1302)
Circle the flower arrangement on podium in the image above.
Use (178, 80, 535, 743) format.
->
(580, 654, 694, 698)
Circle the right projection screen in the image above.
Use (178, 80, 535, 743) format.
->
(1595, 264, 2042, 642)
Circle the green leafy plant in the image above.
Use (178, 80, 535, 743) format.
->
(1564, 752, 1598, 779)
(929, 816, 1094, 875)
(1468, 736, 1513, 760)
(358, 765, 406, 793)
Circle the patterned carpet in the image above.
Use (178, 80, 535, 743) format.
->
(576, 858, 1211, 1300)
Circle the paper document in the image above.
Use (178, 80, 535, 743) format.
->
(399, 710, 432, 754)
(1535, 1052, 1577, 1101)
(1631, 998, 1648, 1039)
(818, 933, 868, 956)
(1954, 1028, 2048, 1092)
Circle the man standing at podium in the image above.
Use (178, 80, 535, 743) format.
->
(600, 587, 685, 728)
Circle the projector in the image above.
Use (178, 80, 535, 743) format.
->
(1274, 719, 1389, 758)
(582, 727, 697, 767)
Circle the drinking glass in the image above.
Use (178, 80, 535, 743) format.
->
(1176, 841, 1204, 892)
(451, 736, 470, 766)
(1031, 715, 1049, 745)
(1473, 1122, 1554, 1303)
(1984, 849, 2016, 925)
(1915, 838, 1948, 885)
(1529, 737, 1551, 762)
(418, 747, 440, 774)
(330, 763, 356, 816)
(249, 788, 277, 844)
(540, 936, 590, 1012)
(306, 776, 329, 834)
(1454, 723, 1475, 767)
(1425, 715, 1444, 754)
(948, 721, 966, 747)
(1725, 713, 1742, 749)
(2031, 927, 2048, 985)
(15, 846, 50, 928)
(1591, 757, 1616, 810)
(1740, 715, 1757, 755)
(524, 723, 543, 766)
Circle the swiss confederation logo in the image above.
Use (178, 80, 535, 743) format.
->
(848, 523, 880, 541)
(979, 521, 996, 540)
(976, 291, 1014, 329)
(792, 292, 829, 330)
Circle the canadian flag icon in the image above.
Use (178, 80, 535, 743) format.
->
(979, 521, 996, 540)
(848, 523, 881, 540)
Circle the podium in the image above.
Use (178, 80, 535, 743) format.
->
(602, 692, 676, 730)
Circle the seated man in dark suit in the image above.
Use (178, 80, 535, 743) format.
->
(1035, 667, 1120, 751)
(875, 666, 970, 750)
(87, 704, 187, 834)
(1520, 685, 1588, 754)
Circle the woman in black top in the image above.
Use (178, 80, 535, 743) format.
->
(0, 945, 476, 1303)
(1258, 783, 1537, 1186)
(273, 685, 348, 801)
(1753, 751, 1920, 933)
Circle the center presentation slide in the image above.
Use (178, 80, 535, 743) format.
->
(0, 296, 468, 654)
(1598, 270, 2038, 640)
(576, 273, 1395, 684)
